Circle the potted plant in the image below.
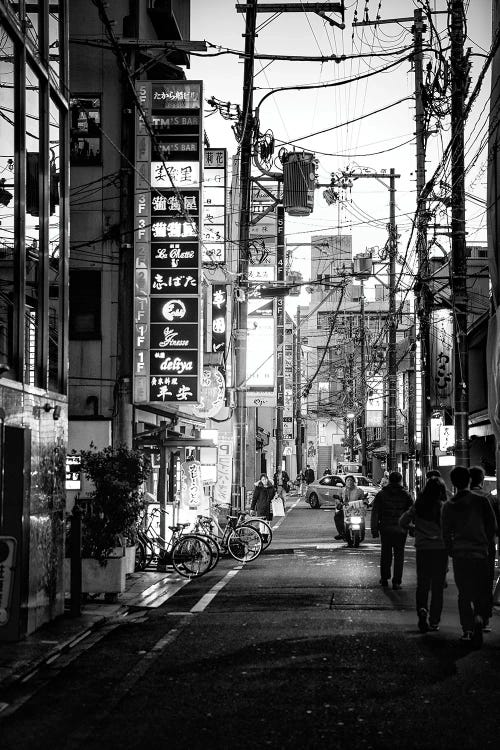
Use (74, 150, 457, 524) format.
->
(66, 444, 151, 596)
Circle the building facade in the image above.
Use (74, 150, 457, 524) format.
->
(0, 1, 70, 639)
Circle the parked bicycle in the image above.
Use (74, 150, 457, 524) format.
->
(135, 508, 214, 578)
(237, 512, 273, 551)
(193, 514, 263, 562)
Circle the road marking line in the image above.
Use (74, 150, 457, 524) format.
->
(190, 565, 244, 613)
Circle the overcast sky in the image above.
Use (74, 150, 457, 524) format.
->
(190, 0, 493, 303)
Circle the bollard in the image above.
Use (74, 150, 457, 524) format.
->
(70, 503, 82, 617)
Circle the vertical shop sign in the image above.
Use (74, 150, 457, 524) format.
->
(214, 434, 233, 508)
(203, 148, 226, 263)
(276, 205, 285, 410)
(429, 310, 453, 410)
(134, 81, 203, 403)
(211, 284, 228, 355)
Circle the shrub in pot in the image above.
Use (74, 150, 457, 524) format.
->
(79, 444, 151, 565)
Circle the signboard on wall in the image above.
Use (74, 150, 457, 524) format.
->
(134, 80, 203, 404)
(203, 149, 226, 263)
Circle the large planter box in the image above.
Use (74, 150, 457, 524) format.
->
(64, 548, 126, 594)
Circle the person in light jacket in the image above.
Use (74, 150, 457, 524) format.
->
(334, 475, 365, 540)
(400, 476, 448, 633)
(251, 474, 276, 521)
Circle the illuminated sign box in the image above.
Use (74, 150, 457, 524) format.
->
(134, 80, 203, 404)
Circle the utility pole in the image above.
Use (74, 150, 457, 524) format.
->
(387, 169, 398, 472)
(359, 278, 367, 476)
(233, 0, 257, 511)
(450, 0, 469, 466)
(331, 169, 400, 472)
(413, 7, 432, 477)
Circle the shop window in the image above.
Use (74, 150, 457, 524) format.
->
(69, 270, 101, 339)
(70, 95, 102, 166)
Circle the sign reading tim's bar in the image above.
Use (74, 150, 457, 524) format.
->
(134, 80, 203, 404)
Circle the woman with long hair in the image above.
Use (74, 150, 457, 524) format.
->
(400, 476, 449, 633)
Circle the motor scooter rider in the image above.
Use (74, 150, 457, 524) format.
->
(334, 475, 367, 540)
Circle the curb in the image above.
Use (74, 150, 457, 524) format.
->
(0, 611, 117, 691)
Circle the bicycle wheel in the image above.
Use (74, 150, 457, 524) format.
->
(194, 533, 220, 571)
(134, 540, 147, 571)
(241, 519, 273, 550)
(171, 535, 213, 578)
(227, 526, 262, 562)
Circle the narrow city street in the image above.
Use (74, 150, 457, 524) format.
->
(1, 498, 499, 750)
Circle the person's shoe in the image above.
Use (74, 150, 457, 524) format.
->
(460, 631, 473, 643)
(392, 583, 402, 591)
(379, 578, 389, 587)
(482, 618, 492, 633)
(418, 608, 429, 633)
(429, 624, 440, 632)
(471, 615, 484, 649)
(334, 534, 343, 540)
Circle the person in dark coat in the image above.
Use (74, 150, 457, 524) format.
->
(442, 465, 496, 647)
(469, 465, 499, 631)
(251, 474, 275, 521)
(304, 465, 315, 484)
(371, 471, 413, 590)
(400, 476, 449, 633)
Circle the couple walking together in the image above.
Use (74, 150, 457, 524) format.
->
(373, 467, 498, 646)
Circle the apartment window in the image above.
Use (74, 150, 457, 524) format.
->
(70, 95, 102, 166)
(69, 270, 101, 339)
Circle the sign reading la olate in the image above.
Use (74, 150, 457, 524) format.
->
(134, 80, 203, 404)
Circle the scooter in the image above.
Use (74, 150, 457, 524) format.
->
(344, 511, 365, 548)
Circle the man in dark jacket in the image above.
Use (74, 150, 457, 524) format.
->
(371, 471, 413, 590)
(469, 465, 499, 630)
(304, 465, 315, 484)
(443, 466, 497, 647)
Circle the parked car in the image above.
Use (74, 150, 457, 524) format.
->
(305, 474, 380, 509)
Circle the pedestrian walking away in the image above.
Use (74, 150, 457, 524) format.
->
(399, 475, 449, 633)
(304, 464, 315, 484)
(251, 473, 276, 522)
(371, 471, 413, 589)
(334, 475, 365, 540)
(470, 465, 500, 631)
(443, 466, 497, 648)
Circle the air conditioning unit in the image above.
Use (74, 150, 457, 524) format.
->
(282, 151, 316, 217)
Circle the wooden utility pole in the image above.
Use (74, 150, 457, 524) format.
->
(359, 278, 367, 476)
(232, 0, 258, 511)
(413, 8, 432, 477)
(387, 169, 398, 472)
(450, 0, 469, 466)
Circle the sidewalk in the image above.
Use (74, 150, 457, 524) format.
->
(0, 500, 298, 691)
(0, 568, 189, 690)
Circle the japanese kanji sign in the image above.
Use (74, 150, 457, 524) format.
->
(134, 81, 203, 403)
(202, 148, 226, 263)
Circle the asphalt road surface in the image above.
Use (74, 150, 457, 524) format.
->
(1, 500, 500, 749)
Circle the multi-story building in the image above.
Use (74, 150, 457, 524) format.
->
(0, 1, 70, 639)
(303, 236, 413, 479)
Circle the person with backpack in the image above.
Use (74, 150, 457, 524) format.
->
(399, 475, 449, 633)
(371, 471, 413, 590)
(443, 466, 497, 647)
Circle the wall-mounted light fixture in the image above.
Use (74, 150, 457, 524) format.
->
(43, 403, 61, 420)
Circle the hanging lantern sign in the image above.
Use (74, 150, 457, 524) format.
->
(193, 367, 226, 419)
